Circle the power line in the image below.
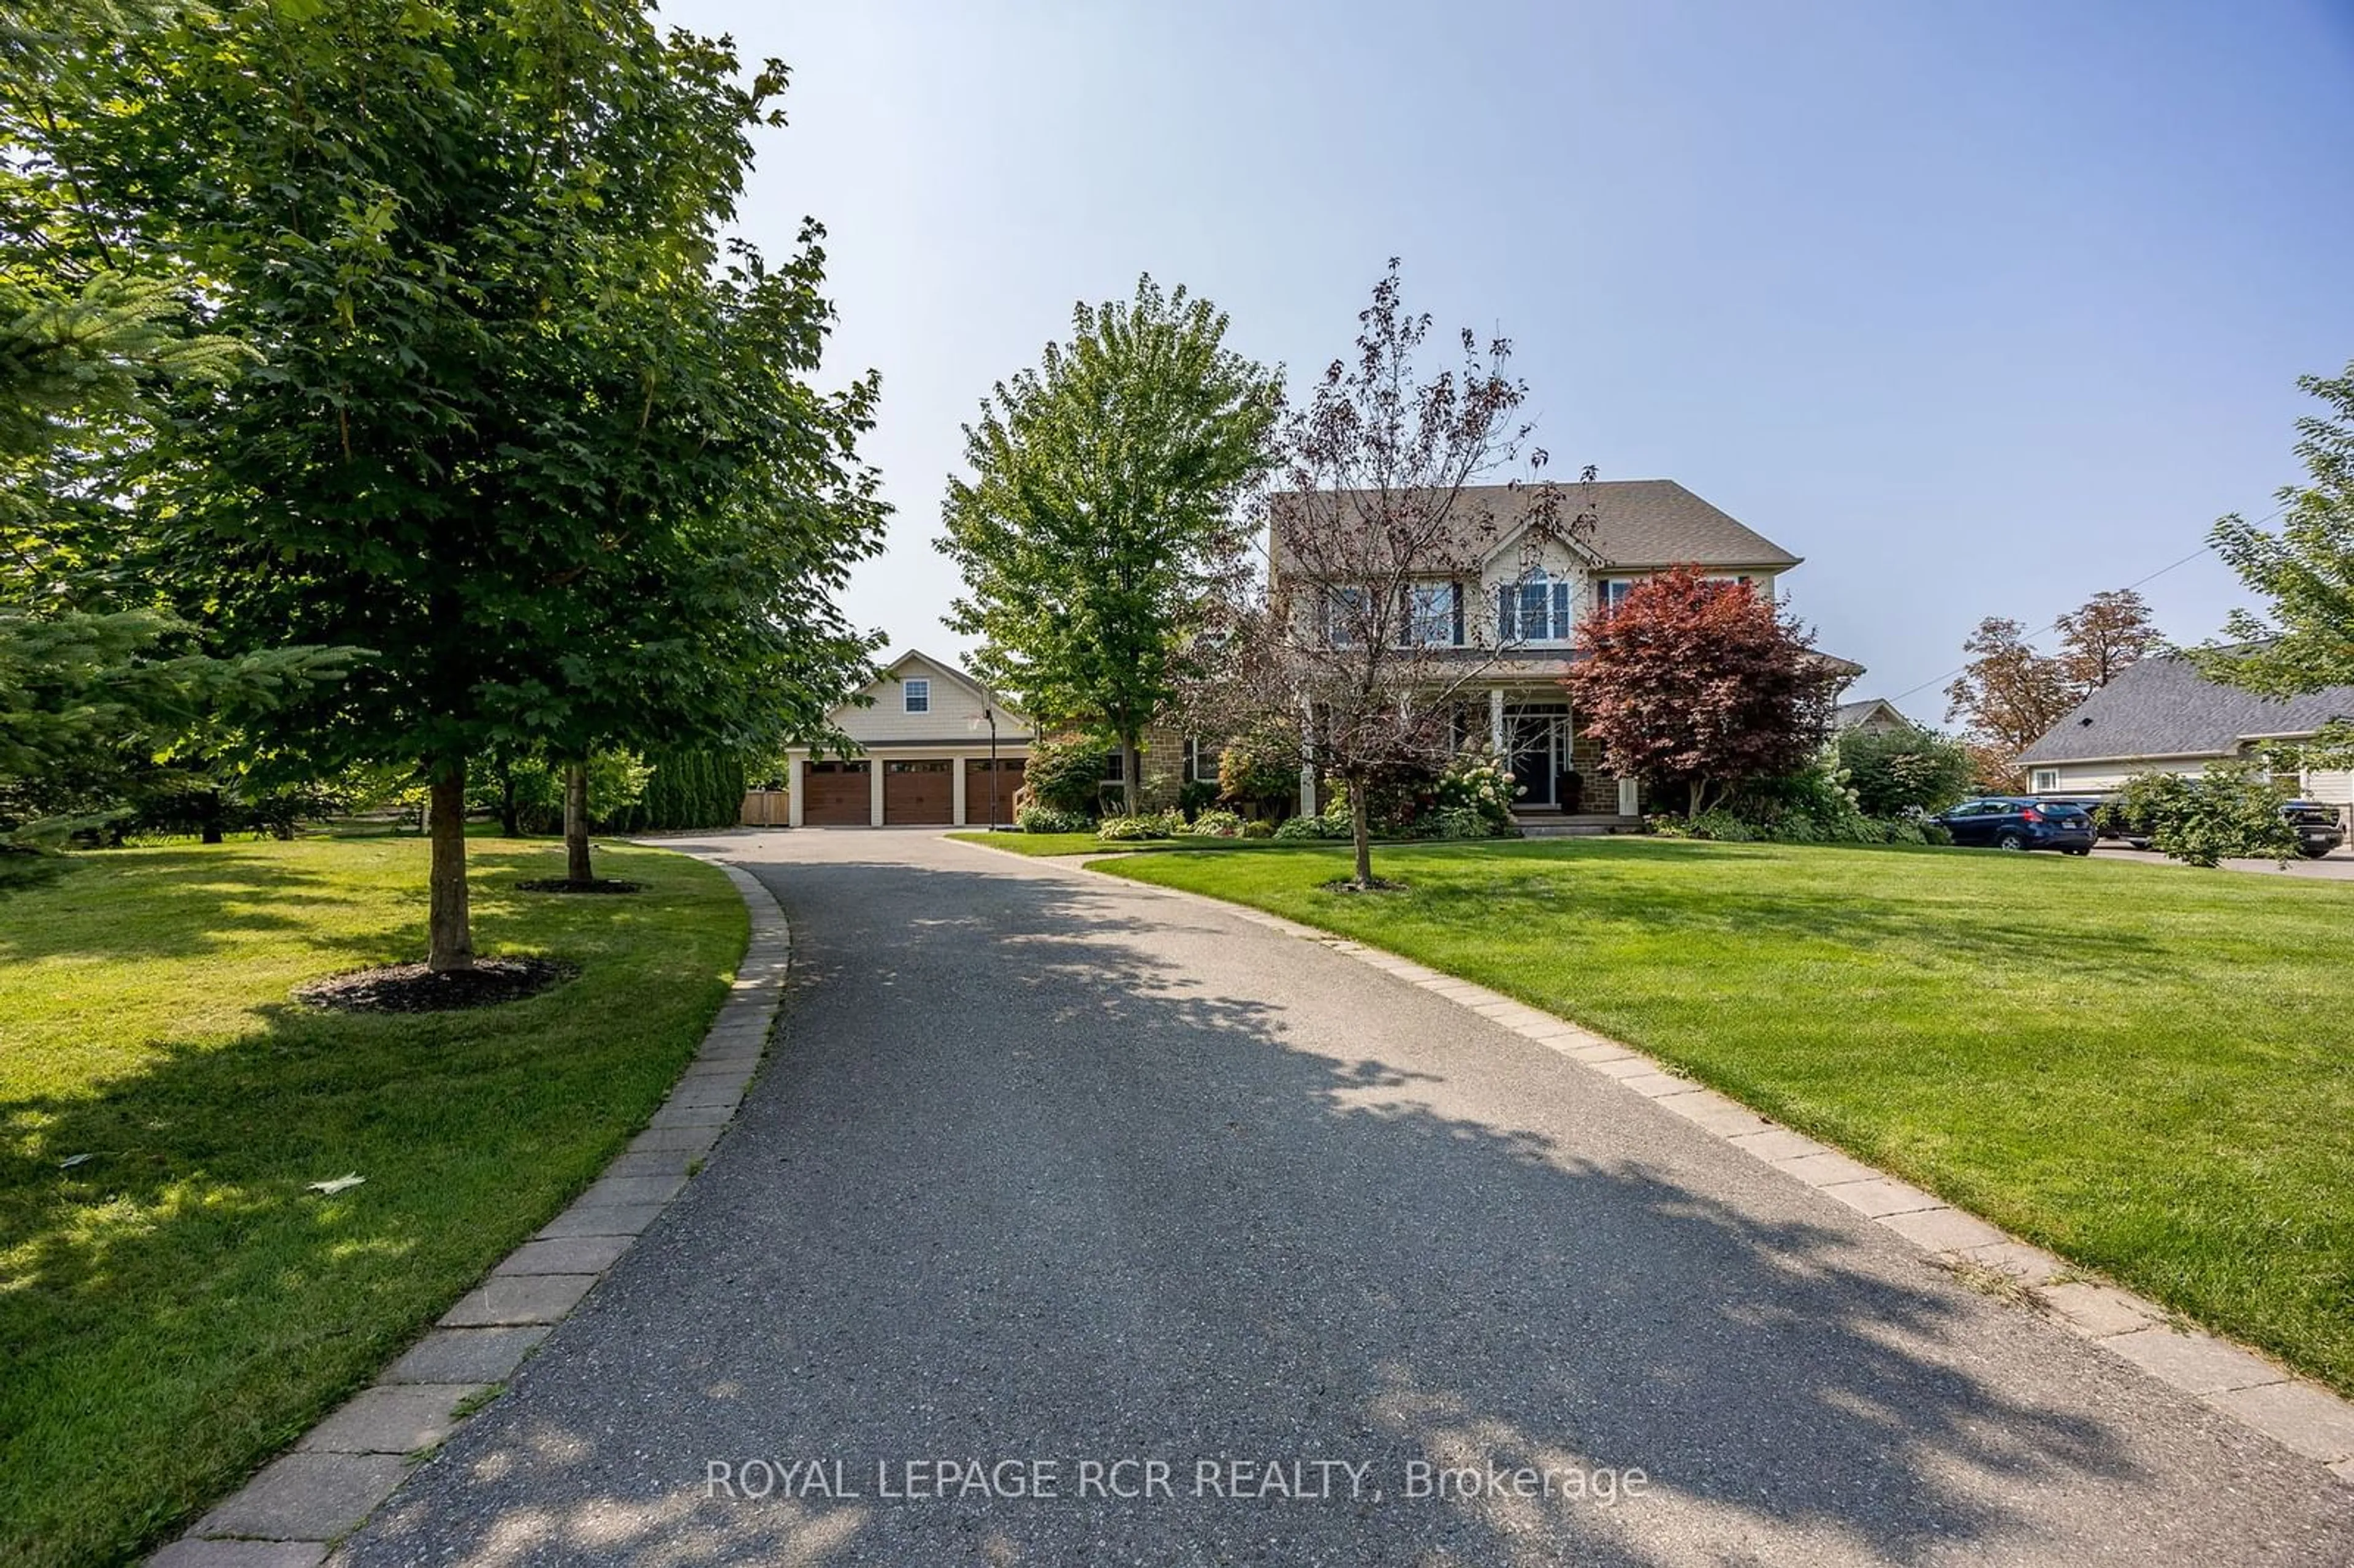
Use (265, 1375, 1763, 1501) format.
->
(1885, 503, 2288, 706)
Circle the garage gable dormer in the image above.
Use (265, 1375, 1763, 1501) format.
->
(827, 650, 1033, 750)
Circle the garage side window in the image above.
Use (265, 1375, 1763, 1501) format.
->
(904, 678, 930, 714)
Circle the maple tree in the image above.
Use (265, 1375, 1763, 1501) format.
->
(1566, 566, 1842, 818)
(2054, 588, 2162, 695)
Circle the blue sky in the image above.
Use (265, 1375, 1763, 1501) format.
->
(665, 0, 2354, 716)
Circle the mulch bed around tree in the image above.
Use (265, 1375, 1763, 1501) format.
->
(514, 878, 642, 894)
(294, 957, 579, 1013)
(1319, 877, 1409, 894)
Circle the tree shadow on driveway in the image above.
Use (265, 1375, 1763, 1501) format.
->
(336, 845, 2354, 1568)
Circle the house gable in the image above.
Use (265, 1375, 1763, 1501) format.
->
(824, 650, 1033, 749)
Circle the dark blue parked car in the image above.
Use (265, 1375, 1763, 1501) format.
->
(1933, 796, 2097, 854)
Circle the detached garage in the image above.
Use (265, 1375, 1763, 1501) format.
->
(780, 652, 1034, 828)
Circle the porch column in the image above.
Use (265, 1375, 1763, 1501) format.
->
(951, 756, 968, 826)
(1298, 697, 1317, 818)
(1488, 687, 1506, 756)
(786, 755, 805, 829)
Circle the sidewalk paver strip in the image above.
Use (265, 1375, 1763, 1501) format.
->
(381, 1326, 550, 1386)
(192, 1454, 408, 1542)
(2209, 1383, 2354, 1463)
(150, 856, 790, 1564)
(531, 1201, 670, 1239)
(438, 1271, 600, 1327)
(297, 1385, 489, 1455)
(2100, 1328, 2288, 1395)
(150, 1540, 330, 1567)
(495, 1235, 634, 1276)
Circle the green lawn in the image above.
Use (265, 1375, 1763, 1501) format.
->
(1105, 837, 2354, 1394)
(0, 838, 745, 1568)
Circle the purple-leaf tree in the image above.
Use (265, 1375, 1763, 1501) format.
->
(1566, 566, 1843, 818)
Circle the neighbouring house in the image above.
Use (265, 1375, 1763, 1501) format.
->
(779, 650, 1034, 828)
(1834, 697, 1916, 734)
(2016, 653, 2354, 809)
(1268, 478, 1849, 823)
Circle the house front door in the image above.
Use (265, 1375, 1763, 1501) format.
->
(1506, 704, 1570, 809)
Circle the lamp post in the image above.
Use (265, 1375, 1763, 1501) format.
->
(985, 706, 1000, 829)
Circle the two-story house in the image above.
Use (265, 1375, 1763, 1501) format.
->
(1270, 478, 1830, 823)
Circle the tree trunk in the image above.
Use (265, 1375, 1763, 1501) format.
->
(1121, 734, 1140, 815)
(200, 822, 223, 845)
(1352, 786, 1374, 887)
(564, 760, 592, 884)
(1687, 778, 1705, 820)
(427, 766, 474, 972)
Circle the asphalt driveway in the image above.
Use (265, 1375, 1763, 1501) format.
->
(335, 829, 2354, 1567)
(2089, 842, 2354, 879)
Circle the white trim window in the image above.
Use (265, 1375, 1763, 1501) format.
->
(1498, 573, 1575, 644)
(1325, 585, 1367, 647)
(903, 677, 931, 714)
(1400, 581, 1464, 647)
(1596, 577, 1636, 614)
(2029, 768, 2059, 793)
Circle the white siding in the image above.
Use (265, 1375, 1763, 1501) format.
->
(2297, 768, 2352, 807)
(2039, 756, 2352, 804)
(825, 653, 1032, 748)
(2041, 758, 2212, 793)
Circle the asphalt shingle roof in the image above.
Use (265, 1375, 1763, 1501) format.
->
(1834, 698, 1916, 728)
(2016, 655, 2354, 764)
(1572, 479, 1803, 569)
(1272, 479, 1801, 573)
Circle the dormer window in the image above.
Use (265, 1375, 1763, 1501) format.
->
(1499, 573, 1575, 644)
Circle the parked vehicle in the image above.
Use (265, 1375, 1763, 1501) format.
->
(1933, 797, 2097, 854)
(2285, 800, 2346, 859)
(2075, 794, 2344, 858)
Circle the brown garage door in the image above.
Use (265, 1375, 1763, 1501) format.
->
(964, 758, 1026, 825)
(883, 759, 952, 824)
(802, 760, 869, 826)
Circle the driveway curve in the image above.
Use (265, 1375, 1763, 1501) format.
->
(334, 829, 2354, 1567)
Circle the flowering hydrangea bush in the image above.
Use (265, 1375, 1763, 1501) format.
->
(1186, 809, 1246, 837)
(1433, 753, 1516, 830)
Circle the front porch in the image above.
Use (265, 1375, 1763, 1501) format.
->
(1482, 688, 1643, 821)
(1292, 686, 1649, 827)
